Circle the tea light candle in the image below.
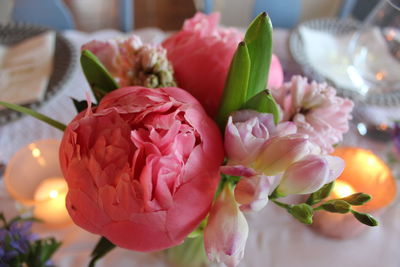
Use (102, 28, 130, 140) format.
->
(33, 177, 71, 226)
(312, 147, 397, 239)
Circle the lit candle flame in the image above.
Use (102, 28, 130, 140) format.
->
(32, 148, 41, 158)
(333, 180, 355, 198)
(49, 190, 59, 199)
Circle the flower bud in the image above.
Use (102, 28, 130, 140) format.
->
(204, 184, 248, 267)
(277, 155, 344, 195)
(224, 114, 271, 166)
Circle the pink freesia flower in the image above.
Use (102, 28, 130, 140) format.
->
(277, 155, 344, 195)
(59, 86, 224, 252)
(224, 110, 296, 166)
(253, 134, 311, 175)
(204, 184, 248, 267)
(221, 109, 345, 215)
(82, 36, 176, 88)
(234, 175, 273, 212)
(272, 76, 354, 154)
(162, 12, 284, 116)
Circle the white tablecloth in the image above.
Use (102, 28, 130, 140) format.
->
(0, 28, 399, 267)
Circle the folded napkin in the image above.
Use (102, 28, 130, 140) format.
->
(0, 31, 56, 106)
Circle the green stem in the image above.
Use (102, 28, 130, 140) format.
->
(0, 101, 66, 131)
(271, 199, 292, 211)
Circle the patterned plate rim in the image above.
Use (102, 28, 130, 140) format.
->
(289, 17, 400, 106)
(0, 22, 76, 126)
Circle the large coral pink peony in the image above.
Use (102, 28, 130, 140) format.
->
(272, 76, 354, 154)
(162, 12, 284, 116)
(59, 86, 224, 252)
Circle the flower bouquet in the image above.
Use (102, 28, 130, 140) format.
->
(1, 12, 378, 267)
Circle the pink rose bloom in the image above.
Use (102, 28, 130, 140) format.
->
(162, 12, 284, 116)
(59, 86, 224, 252)
(272, 76, 354, 154)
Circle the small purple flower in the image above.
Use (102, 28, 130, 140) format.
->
(0, 220, 38, 262)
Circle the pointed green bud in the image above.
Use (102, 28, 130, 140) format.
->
(340, 193, 372, 206)
(321, 200, 351, 214)
(289, 204, 314, 225)
(242, 89, 280, 124)
(244, 12, 273, 99)
(216, 41, 251, 128)
(351, 210, 379, 227)
(80, 50, 119, 102)
(306, 182, 335, 206)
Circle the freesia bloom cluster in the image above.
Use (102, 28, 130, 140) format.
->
(202, 77, 353, 267)
(82, 36, 176, 88)
(205, 108, 346, 266)
(273, 76, 354, 153)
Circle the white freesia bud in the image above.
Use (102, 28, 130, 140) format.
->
(204, 184, 248, 267)
(276, 155, 344, 196)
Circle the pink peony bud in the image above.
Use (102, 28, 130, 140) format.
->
(234, 175, 272, 212)
(277, 154, 345, 195)
(204, 184, 249, 267)
(254, 134, 311, 175)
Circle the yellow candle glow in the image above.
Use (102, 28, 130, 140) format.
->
(332, 180, 355, 199)
(33, 177, 71, 226)
(331, 147, 397, 212)
(312, 147, 397, 239)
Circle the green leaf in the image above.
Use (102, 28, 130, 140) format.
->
(216, 41, 250, 128)
(0, 101, 66, 131)
(80, 50, 119, 103)
(72, 98, 92, 113)
(242, 89, 280, 124)
(165, 237, 208, 267)
(289, 204, 314, 225)
(88, 237, 116, 267)
(321, 200, 351, 214)
(38, 238, 62, 263)
(244, 12, 273, 99)
(351, 210, 379, 226)
(306, 182, 335, 206)
(340, 193, 372, 206)
(187, 220, 207, 238)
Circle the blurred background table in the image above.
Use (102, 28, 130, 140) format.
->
(0, 27, 399, 267)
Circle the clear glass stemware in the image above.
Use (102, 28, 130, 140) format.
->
(347, 0, 400, 96)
